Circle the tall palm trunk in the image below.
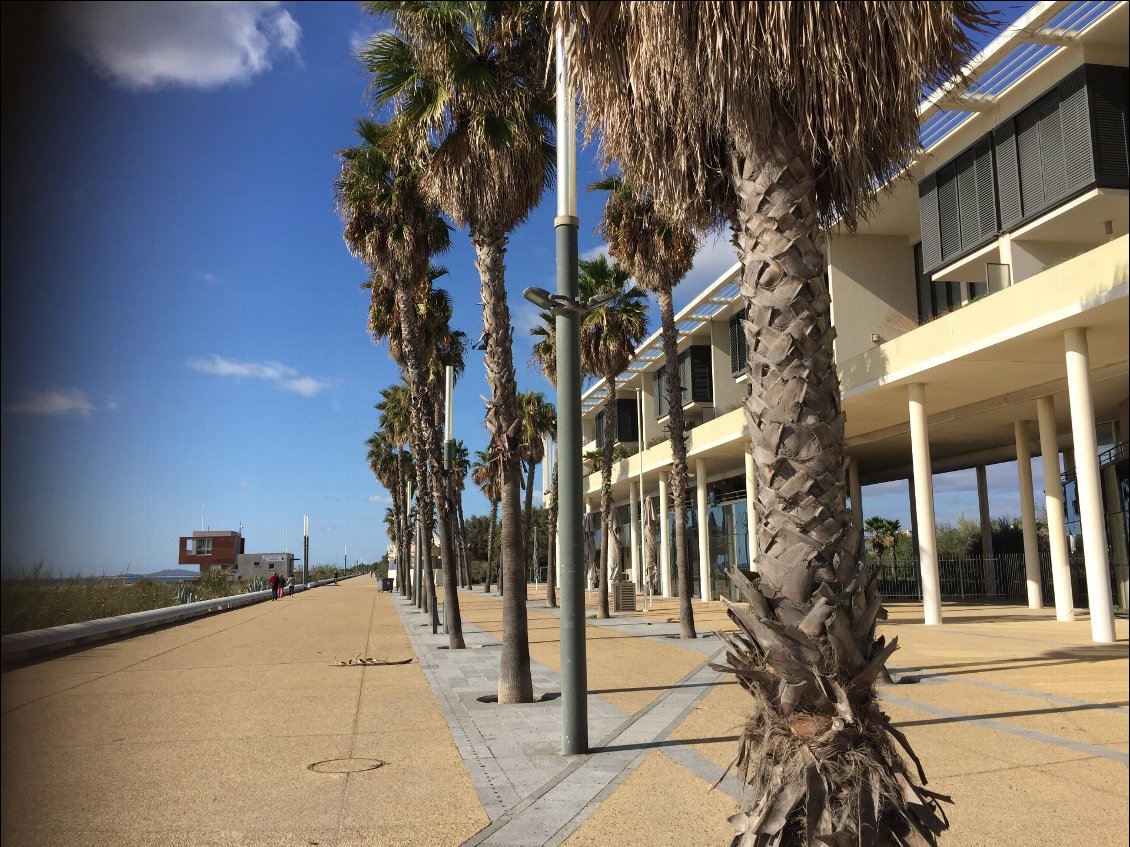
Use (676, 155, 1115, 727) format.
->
(546, 457, 558, 608)
(484, 496, 498, 592)
(719, 141, 933, 847)
(523, 459, 537, 584)
(597, 388, 618, 618)
(457, 497, 471, 588)
(425, 398, 466, 648)
(395, 285, 465, 650)
(657, 286, 696, 638)
(393, 451, 409, 597)
(473, 231, 533, 704)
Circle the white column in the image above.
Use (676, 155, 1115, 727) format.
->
(745, 450, 759, 573)
(975, 465, 997, 595)
(696, 458, 711, 601)
(1014, 420, 1043, 608)
(908, 384, 942, 625)
(1064, 328, 1116, 642)
(848, 457, 863, 536)
(1037, 396, 1074, 621)
(629, 484, 640, 587)
(659, 475, 672, 597)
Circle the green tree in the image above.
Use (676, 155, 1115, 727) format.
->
(471, 447, 501, 593)
(334, 118, 465, 648)
(517, 391, 557, 592)
(556, 3, 990, 842)
(590, 174, 698, 637)
(530, 311, 559, 608)
(376, 384, 414, 596)
(363, 0, 554, 703)
(578, 255, 649, 617)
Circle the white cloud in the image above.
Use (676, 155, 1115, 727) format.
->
(5, 387, 95, 417)
(580, 242, 610, 262)
(349, 25, 389, 55)
(187, 355, 330, 396)
(55, 1, 302, 91)
(368, 494, 392, 505)
(674, 234, 741, 311)
(196, 271, 221, 285)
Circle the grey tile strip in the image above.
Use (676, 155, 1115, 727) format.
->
(880, 689, 1130, 765)
(889, 664, 1130, 715)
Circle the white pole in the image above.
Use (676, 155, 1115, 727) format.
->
(908, 383, 942, 625)
(696, 459, 711, 601)
(1014, 420, 1042, 608)
(1037, 395, 1074, 621)
(1063, 328, 1115, 642)
(659, 475, 671, 597)
(444, 365, 454, 442)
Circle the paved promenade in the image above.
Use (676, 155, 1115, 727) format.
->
(1, 576, 1126, 846)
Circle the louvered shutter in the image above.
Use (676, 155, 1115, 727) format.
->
(918, 174, 942, 271)
(994, 120, 1023, 228)
(937, 163, 961, 262)
(617, 398, 638, 442)
(974, 137, 998, 240)
(1016, 102, 1044, 215)
(595, 410, 605, 450)
(1059, 66, 1095, 191)
(1038, 90, 1068, 204)
(1088, 65, 1129, 189)
(689, 347, 713, 403)
(957, 148, 980, 249)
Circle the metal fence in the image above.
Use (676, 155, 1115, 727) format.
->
(866, 552, 1128, 613)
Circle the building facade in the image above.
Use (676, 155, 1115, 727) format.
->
(577, 0, 1129, 643)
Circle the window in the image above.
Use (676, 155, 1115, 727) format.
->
(654, 345, 713, 418)
(595, 398, 639, 449)
(729, 309, 748, 377)
(192, 538, 213, 556)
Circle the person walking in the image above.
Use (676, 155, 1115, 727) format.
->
(286, 574, 295, 597)
(268, 571, 279, 601)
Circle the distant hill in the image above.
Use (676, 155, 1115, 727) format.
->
(142, 568, 198, 579)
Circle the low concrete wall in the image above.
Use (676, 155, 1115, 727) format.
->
(0, 575, 357, 665)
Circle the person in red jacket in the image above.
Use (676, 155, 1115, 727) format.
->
(268, 571, 280, 601)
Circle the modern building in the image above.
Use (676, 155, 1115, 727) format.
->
(178, 530, 244, 572)
(178, 530, 293, 582)
(577, 0, 1129, 643)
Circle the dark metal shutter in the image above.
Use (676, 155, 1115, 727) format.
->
(974, 136, 998, 239)
(595, 409, 605, 450)
(1038, 90, 1068, 204)
(937, 163, 961, 261)
(1060, 66, 1095, 190)
(677, 350, 691, 406)
(918, 173, 942, 270)
(994, 120, 1023, 229)
(729, 310, 747, 377)
(957, 148, 980, 249)
(1088, 65, 1129, 189)
(616, 398, 638, 442)
(689, 346, 713, 403)
(653, 367, 667, 419)
(1016, 102, 1044, 215)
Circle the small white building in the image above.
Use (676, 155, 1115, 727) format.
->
(235, 552, 294, 583)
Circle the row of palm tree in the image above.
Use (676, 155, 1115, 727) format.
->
(348, 2, 989, 841)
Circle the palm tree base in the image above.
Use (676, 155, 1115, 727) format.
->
(718, 569, 949, 846)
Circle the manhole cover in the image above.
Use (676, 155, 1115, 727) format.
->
(307, 758, 387, 774)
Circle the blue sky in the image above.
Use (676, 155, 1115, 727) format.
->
(1, 1, 1037, 575)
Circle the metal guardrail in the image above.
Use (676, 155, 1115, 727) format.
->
(0, 575, 356, 664)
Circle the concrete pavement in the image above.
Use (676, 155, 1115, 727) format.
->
(1, 576, 1126, 846)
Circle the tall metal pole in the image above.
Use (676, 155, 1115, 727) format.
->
(302, 514, 309, 586)
(555, 25, 587, 755)
(443, 365, 454, 635)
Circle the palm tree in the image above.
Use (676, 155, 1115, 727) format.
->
(451, 439, 472, 587)
(471, 447, 501, 593)
(517, 391, 557, 589)
(365, 429, 406, 592)
(362, 0, 553, 704)
(556, 3, 990, 843)
(591, 174, 699, 637)
(334, 118, 463, 646)
(578, 255, 648, 617)
(376, 384, 414, 596)
(530, 311, 559, 608)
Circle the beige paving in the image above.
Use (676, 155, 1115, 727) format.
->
(2, 578, 1127, 847)
(0, 579, 487, 847)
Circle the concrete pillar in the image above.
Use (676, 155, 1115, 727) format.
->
(975, 465, 997, 595)
(908, 383, 942, 625)
(1014, 420, 1043, 608)
(659, 475, 672, 597)
(1037, 396, 1074, 621)
(1064, 327, 1116, 643)
(696, 458, 711, 602)
(745, 450, 759, 573)
(629, 484, 640, 587)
